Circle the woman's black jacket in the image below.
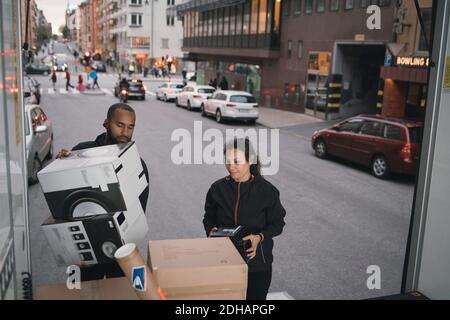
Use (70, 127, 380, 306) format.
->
(203, 175, 286, 272)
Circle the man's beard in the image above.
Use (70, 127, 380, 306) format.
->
(106, 129, 130, 145)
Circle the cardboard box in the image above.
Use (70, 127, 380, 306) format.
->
(35, 277, 138, 300)
(42, 200, 148, 266)
(148, 237, 248, 300)
(38, 142, 148, 226)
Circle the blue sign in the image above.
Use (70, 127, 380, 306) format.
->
(384, 51, 394, 67)
(132, 266, 146, 291)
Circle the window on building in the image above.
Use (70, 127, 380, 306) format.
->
(317, 0, 325, 12)
(295, 0, 302, 15)
(229, 7, 236, 35)
(161, 38, 169, 49)
(305, 0, 313, 14)
(259, 0, 267, 33)
(250, 0, 258, 34)
(273, 0, 281, 32)
(130, 0, 142, 6)
(166, 16, 170, 26)
(288, 40, 292, 59)
(224, 6, 230, 36)
(167, 0, 170, 5)
(242, 2, 250, 34)
(344, 0, 354, 10)
(284, 0, 291, 16)
(330, 0, 339, 11)
(297, 40, 303, 59)
(417, 8, 432, 53)
(359, 0, 370, 8)
(130, 13, 142, 26)
(236, 5, 243, 35)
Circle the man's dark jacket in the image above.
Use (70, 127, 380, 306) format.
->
(203, 175, 286, 272)
(72, 132, 149, 212)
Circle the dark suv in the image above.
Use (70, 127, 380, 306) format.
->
(114, 79, 146, 100)
(311, 115, 422, 179)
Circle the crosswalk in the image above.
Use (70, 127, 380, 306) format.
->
(39, 88, 156, 97)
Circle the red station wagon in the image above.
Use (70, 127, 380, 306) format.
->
(311, 115, 423, 179)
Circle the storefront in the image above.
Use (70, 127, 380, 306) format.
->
(380, 55, 429, 121)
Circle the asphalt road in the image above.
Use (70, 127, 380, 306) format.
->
(28, 42, 416, 299)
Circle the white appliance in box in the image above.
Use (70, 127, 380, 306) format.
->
(38, 142, 148, 226)
(41, 200, 148, 266)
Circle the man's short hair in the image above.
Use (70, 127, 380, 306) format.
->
(107, 103, 135, 121)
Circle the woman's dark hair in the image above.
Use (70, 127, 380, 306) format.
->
(224, 137, 261, 177)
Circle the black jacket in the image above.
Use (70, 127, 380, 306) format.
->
(72, 132, 150, 212)
(203, 175, 286, 272)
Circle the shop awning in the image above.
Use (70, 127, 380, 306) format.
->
(380, 66, 429, 84)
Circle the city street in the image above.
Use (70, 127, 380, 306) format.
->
(28, 43, 416, 300)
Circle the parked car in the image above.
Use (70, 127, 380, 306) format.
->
(25, 63, 51, 75)
(91, 61, 107, 72)
(201, 90, 259, 124)
(24, 76, 41, 105)
(114, 79, 146, 100)
(311, 115, 423, 179)
(156, 82, 185, 102)
(175, 85, 216, 110)
(24, 104, 53, 184)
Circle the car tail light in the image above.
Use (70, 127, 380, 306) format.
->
(193, 95, 202, 99)
(400, 143, 412, 163)
(41, 114, 47, 121)
(226, 103, 236, 107)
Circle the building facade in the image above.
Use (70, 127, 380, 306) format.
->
(379, 0, 432, 121)
(174, 0, 396, 118)
(154, 0, 185, 72)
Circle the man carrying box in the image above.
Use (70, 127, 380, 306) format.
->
(56, 103, 150, 281)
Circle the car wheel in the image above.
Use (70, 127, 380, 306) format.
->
(201, 104, 206, 117)
(314, 139, 328, 159)
(372, 155, 391, 179)
(187, 100, 192, 111)
(29, 156, 42, 185)
(215, 110, 223, 123)
(175, 98, 180, 107)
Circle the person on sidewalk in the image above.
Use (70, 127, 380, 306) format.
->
(203, 137, 286, 300)
(50, 70, 57, 91)
(93, 74, 100, 89)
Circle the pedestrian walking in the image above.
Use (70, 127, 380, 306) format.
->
(50, 70, 57, 91)
(65, 70, 75, 91)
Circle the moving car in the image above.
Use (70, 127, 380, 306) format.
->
(201, 90, 259, 124)
(24, 104, 53, 184)
(156, 82, 185, 102)
(311, 115, 423, 179)
(25, 63, 51, 75)
(114, 79, 146, 100)
(175, 85, 216, 110)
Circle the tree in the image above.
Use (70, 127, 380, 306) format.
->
(59, 25, 70, 39)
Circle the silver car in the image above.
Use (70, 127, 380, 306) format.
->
(24, 104, 53, 184)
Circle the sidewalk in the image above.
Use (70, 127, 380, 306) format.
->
(256, 106, 325, 129)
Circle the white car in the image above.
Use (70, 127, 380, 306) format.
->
(175, 85, 216, 110)
(156, 82, 185, 102)
(24, 104, 53, 184)
(201, 90, 259, 124)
